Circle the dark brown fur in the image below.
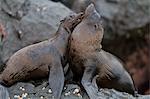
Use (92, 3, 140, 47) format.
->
(0, 13, 83, 99)
(69, 4, 136, 99)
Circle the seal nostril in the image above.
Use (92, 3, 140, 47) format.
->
(72, 49, 75, 52)
(94, 24, 98, 29)
(72, 23, 76, 26)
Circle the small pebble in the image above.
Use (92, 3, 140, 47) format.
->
(36, 8, 40, 12)
(19, 87, 23, 90)
(64, 87, 67, 90)
(22, 88, 25, 91)
(40, 96, 44, 99)
(18, 30, 22, 34)
(99, 88, 103, 91)
(63, 87, 67, 90)
(48, 89, 52, 94)
(64, 92, 71, 96)
(22, 93, 28, 98)
(42, 7, 47, 11)
(77, 93, 82, 98)
(73, 88, 80, 94)
(19, 86, 25, 91)
(9, 11, 12, 15)
(42, 87, 45, 90)
(14, 95, 20, 98)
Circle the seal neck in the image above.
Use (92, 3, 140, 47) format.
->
(52, 25, 71, 57)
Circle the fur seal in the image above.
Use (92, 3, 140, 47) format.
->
(0, 13, 83, 99)
(69, 4, 136, 99)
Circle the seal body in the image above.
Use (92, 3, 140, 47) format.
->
(0, 13, 83, 99)
(96, 50, 135, 94)
(69, 4, 136, 99)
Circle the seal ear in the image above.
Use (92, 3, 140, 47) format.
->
(85, 3, 95, 16)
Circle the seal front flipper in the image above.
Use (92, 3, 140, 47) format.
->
(0, 75, 9, 99)
(48, 60, 64, 99)
(81, 65, 99, 99)
(0, 84, 9, 99)
(92, 75, 98, 88)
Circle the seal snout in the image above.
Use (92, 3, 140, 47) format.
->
(85, 3, 102, 21)
(86, 3, 95, 12)
(85, 3, 96, 15)
(62, 13, 84, 32)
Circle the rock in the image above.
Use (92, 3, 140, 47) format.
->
(0, 0, 72, 68)
(95, 0, 150, 38)
(7, 81, 150, 99)
(125, 46, 150, 95)
(51, 0, 75, 8)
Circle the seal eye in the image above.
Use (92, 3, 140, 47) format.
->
(72, 49, 76, 52)
(69, 14, 75, 19)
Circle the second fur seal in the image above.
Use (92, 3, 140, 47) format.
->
(0, 13, 83, 99)
(69, 4, 136, 99)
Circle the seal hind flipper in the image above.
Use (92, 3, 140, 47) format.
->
(81, 65, 99, 99)
(48, 60, 64, 99)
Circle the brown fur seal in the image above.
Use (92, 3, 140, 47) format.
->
(69, 4, 136, 99)
(0, 13, 83, 99)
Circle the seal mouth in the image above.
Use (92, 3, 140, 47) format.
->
(61, 12, 84, 32)
(71, 13, 84, 30)
(0, 80, 8, 87)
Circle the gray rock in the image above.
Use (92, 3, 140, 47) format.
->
(0, 0, 72, 67)
(51, 0, 75, 8)
(95, 0, 150, 37)
(7, 81, 150, 99)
